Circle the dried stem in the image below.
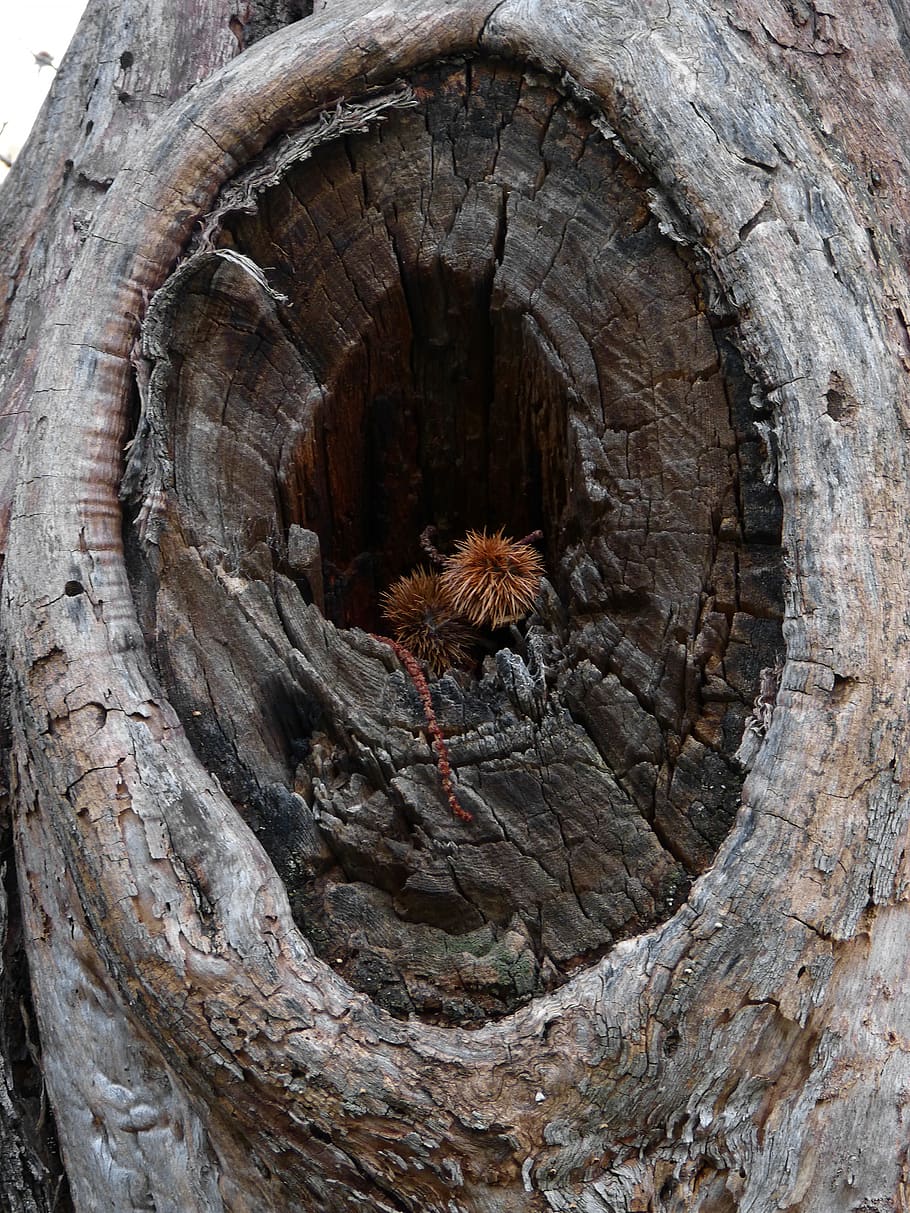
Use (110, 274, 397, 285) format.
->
(371, 633, 473, 823)
(419, 525, 446, 567)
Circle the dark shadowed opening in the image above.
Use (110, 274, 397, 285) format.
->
(277, 261, 561, 632)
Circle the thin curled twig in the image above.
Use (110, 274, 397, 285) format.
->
(371, 633, 473, 823)
(422, 525, 543, 563)
(419, 525, 446, 567)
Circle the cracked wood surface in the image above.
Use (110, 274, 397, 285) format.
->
(132, 57, 781, 1023)
(1, 0, 910, 1210)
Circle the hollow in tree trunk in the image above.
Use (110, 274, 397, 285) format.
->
(1, 1, 910, 1210)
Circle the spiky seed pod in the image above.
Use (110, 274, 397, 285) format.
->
(440, 528, 544, 629)
(380, 567, 478, 675)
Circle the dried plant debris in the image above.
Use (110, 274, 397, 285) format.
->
(735, 657, 785, 767)
(381, 527, 545, 665)
(374, 526, 546, 823)
(370, 634, 473, 824)
(440, 528, 545, 629)
(746, 660, 784, 738)
(379, 567, 479, 676)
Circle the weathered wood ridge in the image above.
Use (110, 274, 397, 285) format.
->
(1, 1, 909, 1210)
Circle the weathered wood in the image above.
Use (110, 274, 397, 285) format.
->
(0, 857, 57, 1213)
(0, 3, 248, 1208)
(1, 0, 910, 1209)
(127, 58, 780, 1021)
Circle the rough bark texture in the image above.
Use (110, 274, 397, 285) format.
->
(1, 0, 910, 1210)
(0, 4, 251, 1207)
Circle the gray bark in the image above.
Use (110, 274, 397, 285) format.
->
(1, 0, 909, 1209)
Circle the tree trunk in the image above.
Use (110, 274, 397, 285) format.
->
(2, 1, 909, 1209)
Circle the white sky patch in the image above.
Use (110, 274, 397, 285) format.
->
(0, 1, 87, 182)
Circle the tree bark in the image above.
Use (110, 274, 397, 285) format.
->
(2, 1, 910, 1210)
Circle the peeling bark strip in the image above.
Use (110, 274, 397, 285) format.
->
(2, 2, 910, 1211)
(194, 86, 418, 250)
